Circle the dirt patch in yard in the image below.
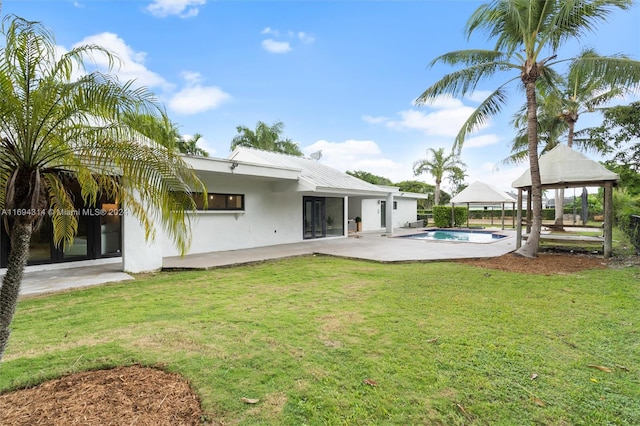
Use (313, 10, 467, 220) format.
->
(456, 251, 639, 274)
(455, 252, 610, 274)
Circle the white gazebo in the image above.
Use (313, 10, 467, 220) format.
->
(512, 144, 619, 257)
(450, 181, 517, 229)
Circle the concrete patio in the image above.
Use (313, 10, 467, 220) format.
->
(14, 228, 518, 297)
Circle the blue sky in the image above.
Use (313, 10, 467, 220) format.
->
(5, 0, 640, 193)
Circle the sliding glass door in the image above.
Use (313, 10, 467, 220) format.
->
(303, 196, 344, 239)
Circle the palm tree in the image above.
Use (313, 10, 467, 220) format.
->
(413, 148, 465, 206)
(0, 16, 205, 360)
(141, 116, 209, 157)
(178, 133, 209, 157)
(417, 0, 639, 257)
(230, 121, 303, 156)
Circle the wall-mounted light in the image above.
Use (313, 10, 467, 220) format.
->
(230, 162, 239, 170)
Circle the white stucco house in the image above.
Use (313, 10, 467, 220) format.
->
(1, 147, 429, 274)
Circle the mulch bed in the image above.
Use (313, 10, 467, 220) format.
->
(0, 365, 204, 426)
(455, 252, 610, 275)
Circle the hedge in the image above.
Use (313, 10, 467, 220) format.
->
(432, 205, 467, 227)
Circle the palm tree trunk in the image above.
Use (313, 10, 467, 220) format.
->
(0, 221, 34, 361)
(434, 182, 441, 205)
(516, 75, 543, 258)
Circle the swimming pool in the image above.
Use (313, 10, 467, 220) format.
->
(401, 229, 507, 243)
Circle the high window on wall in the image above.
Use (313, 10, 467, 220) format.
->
(191, 193, 245, 211)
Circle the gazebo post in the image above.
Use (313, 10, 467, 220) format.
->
(466, 202, 470, 228)
(516, 189, 523, 249)
(604, 182, 614, 258)
(451, 203, 455, 228)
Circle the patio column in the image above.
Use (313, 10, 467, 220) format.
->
(344, 196, 349, 237)
(385, 192, 394, 233)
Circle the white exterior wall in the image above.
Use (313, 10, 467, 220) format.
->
(348, 197, 418, 232)
(122, 208, 163, 273)
(361, 199, 382, 232)
(393, 198, 419, 228)
(162, 176, 303, 257)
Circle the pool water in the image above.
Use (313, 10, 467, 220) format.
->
(403, 229, 506, 243)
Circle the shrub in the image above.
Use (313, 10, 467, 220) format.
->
(433, 205, 467, 227)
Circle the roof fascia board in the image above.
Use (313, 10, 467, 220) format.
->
(184, 155, 300, 180)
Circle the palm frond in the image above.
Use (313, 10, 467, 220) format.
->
(453, 85, 511, 151)
(571, 55, 640, 93)
(417, 58, 514, 105)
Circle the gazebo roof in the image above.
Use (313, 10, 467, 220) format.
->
(450, 181, 516, 204)
(512, 144, 619, 189)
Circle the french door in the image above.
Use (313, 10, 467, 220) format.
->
(303, 197, 326, 239)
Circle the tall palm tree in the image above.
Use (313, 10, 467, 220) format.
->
(0, 16, 205, 360)
(417, 0, 639, 257)
(230, 121, 303, 156)
(413, 148, 465, 206)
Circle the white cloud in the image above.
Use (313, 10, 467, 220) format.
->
(303, 139, 408, 182)
(260, 27, 314, 54)
(386, 107, 478, 137)
(146, 0, 205, 18)
(362, 115, 388, 124)
(261, 39, 292, 54)
(370, 95, 494, 139)
(168, 71, 231, 114)
(298, 32, 315, 44)
(464, 134, 501, 148)
(261, 27, 278, 36)
(464, 162, 527, 193)
(466, 90, 494, 103)
(180, 71, 203, 85)
(73, 33, 172, 91)
(427, 95, 466, 109)
(71, 33, 230, 116)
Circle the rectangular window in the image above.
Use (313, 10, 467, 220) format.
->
(393, 201, 397, 210)
(192, 193, 244, 211)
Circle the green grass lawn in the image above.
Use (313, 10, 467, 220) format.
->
(2, 256, 639, 425)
